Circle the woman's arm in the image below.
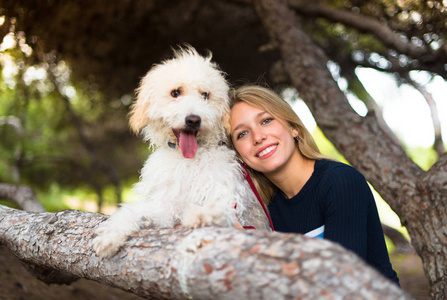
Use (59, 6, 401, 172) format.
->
(320, 165, 373, 259)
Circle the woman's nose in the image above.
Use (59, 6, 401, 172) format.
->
(253, 130, 266, 145)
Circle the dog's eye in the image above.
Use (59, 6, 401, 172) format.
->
(201, 92, 209, 100)
(171, 89, 181, 98)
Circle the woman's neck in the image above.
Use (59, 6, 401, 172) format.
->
(266, 152, 315, 199)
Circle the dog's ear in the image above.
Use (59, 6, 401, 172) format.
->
(129, 98, 150, 134)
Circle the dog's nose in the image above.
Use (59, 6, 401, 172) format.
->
(185, 115, 201, 130)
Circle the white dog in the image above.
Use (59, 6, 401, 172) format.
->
(92, 46, 271, 258)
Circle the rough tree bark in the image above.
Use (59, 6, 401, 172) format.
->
(252, 0, 447, 298)
(0, 205, 408, 299)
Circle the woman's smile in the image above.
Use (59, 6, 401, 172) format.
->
(256, 143, 278, 158)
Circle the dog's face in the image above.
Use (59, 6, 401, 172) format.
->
(129, 47, 230, 158)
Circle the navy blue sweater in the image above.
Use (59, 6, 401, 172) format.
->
(268, 159, 399, 285)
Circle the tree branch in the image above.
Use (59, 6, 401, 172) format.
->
(402, 73, 445, 156)
(382, 224, 413, 254)
(0, 183, 45, 213)
(288, 2, 443, 61)
(0, 205, 408, 299)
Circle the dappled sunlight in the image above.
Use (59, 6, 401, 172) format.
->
(63, 196, 118, 215)
(58, 184, 139, 215)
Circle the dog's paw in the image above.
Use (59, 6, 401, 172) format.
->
(92, 226, 128, 258)
(182, 205, 232, 228)
(182, 212, 212, 229)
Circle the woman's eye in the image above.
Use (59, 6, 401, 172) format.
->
(237, 131, 248, 139)
(201, 92, 209, 100)
(262, 118, 273, 125)
(171, 89, 181, 98)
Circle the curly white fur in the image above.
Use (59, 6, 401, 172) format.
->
(92, 46, 270, 258)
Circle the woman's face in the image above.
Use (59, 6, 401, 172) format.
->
(230, 102, 299, 176)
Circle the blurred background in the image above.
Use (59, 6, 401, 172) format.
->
(1, 1, 446, 299)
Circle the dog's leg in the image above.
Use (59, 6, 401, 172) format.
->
(92, 201, 175, 258)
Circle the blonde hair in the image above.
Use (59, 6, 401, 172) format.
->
(229, 85, 332, 205)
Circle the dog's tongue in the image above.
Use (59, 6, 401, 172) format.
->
(178, 130, 198, 159)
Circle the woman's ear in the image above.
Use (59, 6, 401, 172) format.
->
(129, 99, 150, 134)
(291, 128, 299, 138)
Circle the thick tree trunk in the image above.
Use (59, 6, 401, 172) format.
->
(0, 205, 408, 299)
(252, 0, 447, 298)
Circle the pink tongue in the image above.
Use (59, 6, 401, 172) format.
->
(178, 131, 198, 158)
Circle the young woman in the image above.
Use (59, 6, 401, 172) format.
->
(229, 85, 399, 285)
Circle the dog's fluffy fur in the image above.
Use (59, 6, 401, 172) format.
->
(92, 46, 270, 258)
